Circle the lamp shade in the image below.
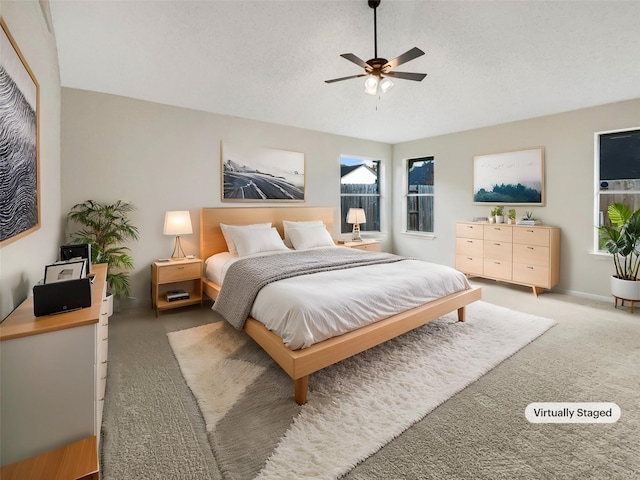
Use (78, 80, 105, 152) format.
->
(347, 208, 366, 225)
(163, 211, 193, 236)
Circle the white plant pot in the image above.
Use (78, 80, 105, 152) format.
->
(495, 216, 504, 224)
(610, 276, 640, 301)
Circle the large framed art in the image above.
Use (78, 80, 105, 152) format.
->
(0, 18, 40, 245)
(221, 142, 305, 201)
(473, 147, 544, 205)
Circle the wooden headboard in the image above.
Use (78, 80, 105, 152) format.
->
(200, 207, 336, 261)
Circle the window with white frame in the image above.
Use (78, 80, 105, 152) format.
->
(594, 127, 640, 251)
(406, 157, 434, 233)
(340, 156, 381, 234)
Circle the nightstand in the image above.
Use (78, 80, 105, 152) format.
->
(151, 258, 203, 317)
(341, 239, 382, 252)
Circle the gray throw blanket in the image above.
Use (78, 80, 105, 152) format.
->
(213, 248, 405, 330)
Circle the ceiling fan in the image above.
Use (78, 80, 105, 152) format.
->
(325, 0, 427, 95)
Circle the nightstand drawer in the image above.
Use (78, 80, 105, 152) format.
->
(352, 242, 381, 252)
(158, 262, 201, 282)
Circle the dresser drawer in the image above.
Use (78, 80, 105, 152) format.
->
(158, 262, 202, 283)
(483, 240, 512, 261)
(456, 223, 483, 239)
(484, 225, 512, 242)
(513, 263, 550, 287)
(513, 244, 549, 267)
(455, 254, 483, 275)
(456, 238, 483, 257)
(483, 258, 512, 280)
(513, 227, 550, 246)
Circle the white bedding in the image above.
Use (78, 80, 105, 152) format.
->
(206, 249, 471, 350)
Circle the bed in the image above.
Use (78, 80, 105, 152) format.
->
(200, 206, 481, 404)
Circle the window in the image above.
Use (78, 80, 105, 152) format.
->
(406, 157, 434, 233)
(340, 156, 381, 233)
(595, 127, 640, 251)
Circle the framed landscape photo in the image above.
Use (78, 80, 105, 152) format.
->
(221, 142, 305, 202)
(473, 147, 544, 205)
(0, 18, 40, 245)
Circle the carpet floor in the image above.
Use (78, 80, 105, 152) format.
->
(100, 280, 640, 479)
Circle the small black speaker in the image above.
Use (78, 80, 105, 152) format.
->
(60, 243, 92, 274)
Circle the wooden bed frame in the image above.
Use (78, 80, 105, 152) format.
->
(200, 206, 482, 404)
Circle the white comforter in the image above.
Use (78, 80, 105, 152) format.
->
(206, 249, 470, 349)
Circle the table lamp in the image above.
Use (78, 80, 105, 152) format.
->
(347, 208, 366, 242)
(163, 211, 192, 260)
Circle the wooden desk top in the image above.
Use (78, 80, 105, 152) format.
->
(0, 264, 107, 342)
(0, 436, 98, 480)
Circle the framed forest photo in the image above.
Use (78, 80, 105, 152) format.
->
(0, 18, 40, 245)
(473, 147, 544, 205)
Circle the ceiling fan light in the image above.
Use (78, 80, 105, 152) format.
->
(380, 77, 394, 93)
(364, 75, 379, 95)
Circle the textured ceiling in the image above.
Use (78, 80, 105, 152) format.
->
(50, 1, 640, 144)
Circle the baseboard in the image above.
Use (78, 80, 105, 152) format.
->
(552, 287, 613, 304)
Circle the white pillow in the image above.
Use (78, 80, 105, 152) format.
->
(282, 220, 324, 247)
(220, 222, 271, 255)
(287, 224, 336, 250)
(230, 227, 289, 257)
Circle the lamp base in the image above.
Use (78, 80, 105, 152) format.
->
(171, 236, 187, 260)
(351, 224, 363, 242)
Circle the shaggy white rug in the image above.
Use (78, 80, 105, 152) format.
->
(168, 301, 556, 480)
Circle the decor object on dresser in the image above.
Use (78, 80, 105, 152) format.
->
(67, 200, 139, 299)
(507, 208, 517, 224)
(0, 264, 109, 467)
(0, 19, 40, 245)
(455, 222, 560, 296)
(151, 257, 203, 317)
(473, 148, 544, 205)
(163, 210, 193, 260)
(346, 207, 366, 241)
(598, 202, 640, 311)
(325, 0, 427, 95)
(221, 142, 304, 201)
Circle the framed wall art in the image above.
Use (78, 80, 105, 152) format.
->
(473, 147, 544, 205)
(221, 142, 305, 202)
(0, 18, 40, 245)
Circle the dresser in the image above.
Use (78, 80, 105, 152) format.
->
(0, 264, 108, 467)
(455, 223, 560, 296)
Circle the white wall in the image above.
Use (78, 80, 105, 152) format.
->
(0, 1, 62, 321)
(392, 99, 640, 299)
(60, 88, 393, 305)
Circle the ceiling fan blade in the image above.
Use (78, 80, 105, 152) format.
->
(340, 53, 371, 70)
(383, 47, 425, 70)
(383, 71, 427, 82)
(325, 73, 368, 84)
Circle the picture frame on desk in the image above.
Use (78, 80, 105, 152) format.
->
(44, 260, 86, 284)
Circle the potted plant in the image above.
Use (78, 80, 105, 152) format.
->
(494, 205, 504, 224)
(507, 208, 517, 225)
(67, 200, 140, 308)
(489, 207, 497, 223)
(598, 203, 640, 301)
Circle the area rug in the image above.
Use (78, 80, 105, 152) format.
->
(167, 301, 556, 480)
